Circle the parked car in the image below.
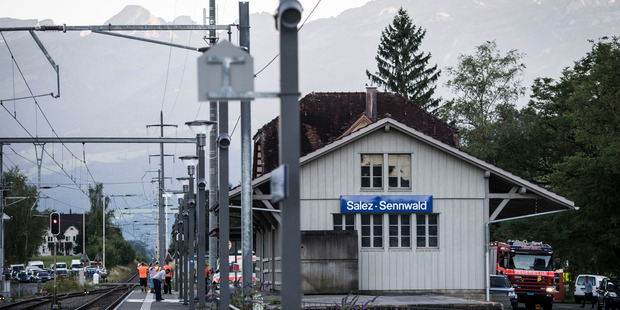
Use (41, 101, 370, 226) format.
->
(490, 275, 518, 310)
(596, 278, 620, 310)
(35, 270, 52, 282)
(26, 267, 43, 282)
(16, 271, 30, 283)
(575, 274, 608, 304)
(9, 264, 25, 279)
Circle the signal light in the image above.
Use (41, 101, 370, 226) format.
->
(50, 212, 61, 235)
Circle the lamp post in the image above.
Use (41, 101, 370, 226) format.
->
(175, 178, 189, 304)
(186, 120, 216, 308)
(179, 155, 198, 310)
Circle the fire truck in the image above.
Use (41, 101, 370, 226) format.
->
(490, 241, 558, 310)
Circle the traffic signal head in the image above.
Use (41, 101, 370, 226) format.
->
(50, 212, 60, 235)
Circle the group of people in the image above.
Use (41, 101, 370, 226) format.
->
(137, 261, 173, 301)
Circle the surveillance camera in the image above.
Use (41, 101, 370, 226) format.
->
(188, 199, 196, 207)
(218, 133, 231, 149)
(198, 178, 207, 188)
(275, 0, 302, 30)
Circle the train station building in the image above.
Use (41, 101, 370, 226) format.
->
(227, 87, 575, 295)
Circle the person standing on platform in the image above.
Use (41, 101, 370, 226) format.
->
(163, 262, 173, 294)
(137, 262, 148, 292)
(148, 263, 158, 293)
(152, 266, 167, 301)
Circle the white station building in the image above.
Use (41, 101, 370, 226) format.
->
(225, 88, 575, 295)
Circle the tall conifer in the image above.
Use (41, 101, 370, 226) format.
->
(366, 8, 441, 110)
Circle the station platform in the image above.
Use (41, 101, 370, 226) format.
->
(115, 289, 192, 310)
(114, 287, 502, 309)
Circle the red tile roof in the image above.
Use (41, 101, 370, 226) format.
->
(253, 91, 459, 178)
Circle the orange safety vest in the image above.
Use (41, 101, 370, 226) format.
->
(138, 265, 148, 278)
(205, 266, 211, 277)
(164, 265, 172, 278)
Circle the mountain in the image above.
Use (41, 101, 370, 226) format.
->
(0, 0, 618, 222)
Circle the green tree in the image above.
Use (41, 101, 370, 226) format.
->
(492, 37, 620, 276)
(438, 40, 526, 161)
(365, 7, 441, 110)
(80, 183, 135, 267)
(3, 166, 50, 264)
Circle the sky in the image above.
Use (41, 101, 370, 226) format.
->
(1, 0, 372, 26)
(0, 0, 373, 252)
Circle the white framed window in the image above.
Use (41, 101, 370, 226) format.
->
(333, 214, 355, 231)
(416, 213, 438, 248)
(388, 154, 411, 188)
(361, 154, 383, 188)
(361, 214, 383, 248)
(65, 236, 71, 242)
(389, 214, 411, 247)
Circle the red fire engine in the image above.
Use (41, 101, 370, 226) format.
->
(490, 241, 558, 310)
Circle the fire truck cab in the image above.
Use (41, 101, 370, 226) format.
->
(490, 240, 558, 310)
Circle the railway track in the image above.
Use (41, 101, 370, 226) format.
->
(0, 270, 139, 310)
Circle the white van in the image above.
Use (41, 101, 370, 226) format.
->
(50, 262, 68, 277)
(71, 259, 84, 275)
(9, 264, 25, 279)
(27, 260, 45, 270)
(574, 274, 608, 304)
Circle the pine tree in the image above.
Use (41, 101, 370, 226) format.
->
(366, 8, 441, 110)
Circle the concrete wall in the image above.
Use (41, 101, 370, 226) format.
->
(301, 230, 359, 294)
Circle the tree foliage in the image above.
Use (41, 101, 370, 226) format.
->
(2, 166, 49, 264)
(438, 40, 526, 162)
(75, 183, 135, 267)
(366, 7, 441, 110)
(492, 37, 620, 277)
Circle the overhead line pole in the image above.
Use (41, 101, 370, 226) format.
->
(147, 112, 177, 264)
(239, 1, 254, 297)
(207, 0, 220, 302)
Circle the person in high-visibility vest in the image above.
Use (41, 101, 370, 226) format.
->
(163, 263, 173, 294)
(137, 262, 149, 292)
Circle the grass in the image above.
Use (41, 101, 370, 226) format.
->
(29, 255, 81, 268)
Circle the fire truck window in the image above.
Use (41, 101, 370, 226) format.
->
(534, 258, 546, 270)
(498, 253, 505, 268)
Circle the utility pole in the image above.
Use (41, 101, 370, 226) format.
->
(218, 101, 230, 307)
(0, 143, 4, 296)
(277, 1, 303, 308)
(239, 1, 254, 297)
(206, 0, 220, 300)
(146, 112, 177, 264)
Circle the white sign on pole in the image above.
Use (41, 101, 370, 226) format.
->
(198, 40, 254, 100)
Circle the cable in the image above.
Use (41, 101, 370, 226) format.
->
(254, 0, 321, 78)
(1, 32, 98, 193)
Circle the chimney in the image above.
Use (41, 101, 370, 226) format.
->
(365, 86, 377, 121)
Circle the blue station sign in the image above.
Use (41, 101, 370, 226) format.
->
(340, 195, 433, 213)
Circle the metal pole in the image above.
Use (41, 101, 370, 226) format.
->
(52, 242, 58, 309)
(159, 112, 166, 264)
(181, 186, 189, 305)
(196, 133, 207, 307)
(208, 103, 218, 288)
(188, 169, 196, 310)
(218, 101, 230, 308)
(0, 143, 4, 296)
(239, 1, 254, 297)
(174, 229, 179, 292)
(208, 0, 219, 297)
(103, 193, 106, 268)
(277, 1, 302, 308)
